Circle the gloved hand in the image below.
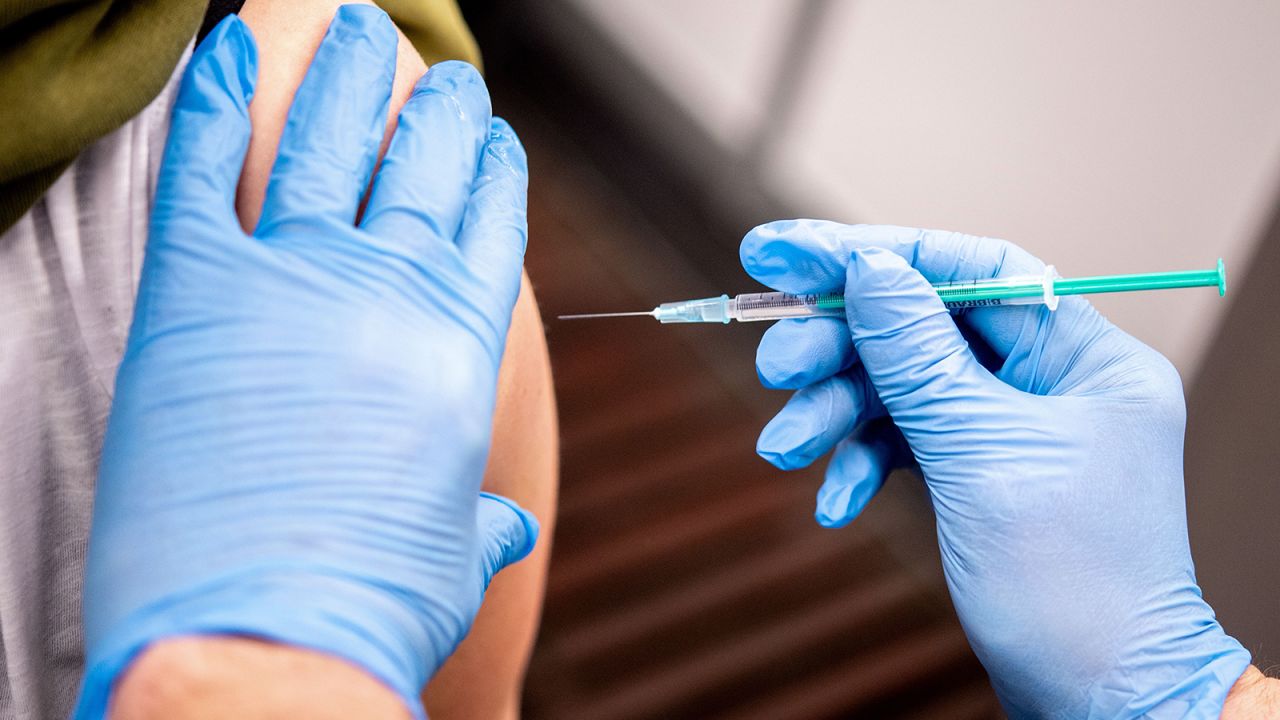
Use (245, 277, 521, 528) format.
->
(75, 9, 536, 719)
(742, 220, 1250, 718)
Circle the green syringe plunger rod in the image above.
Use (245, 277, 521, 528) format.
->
(558, 259, 1227, 324)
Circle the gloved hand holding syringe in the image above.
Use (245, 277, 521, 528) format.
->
(567, 219, 1263, 717)
(560, 259, 1227, 323)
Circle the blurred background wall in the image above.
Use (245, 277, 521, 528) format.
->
(460, 1, 1280, 716)
(531, 0, 1280, 374)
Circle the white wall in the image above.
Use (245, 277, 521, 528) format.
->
(564, 0, 1280, 378)
(570, 0, 803, 150)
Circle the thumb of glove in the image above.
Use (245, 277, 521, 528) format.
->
(475, 492, 540, 590)
(844, 247, 999, 433)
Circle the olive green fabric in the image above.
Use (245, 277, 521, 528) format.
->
(0, 1, 206, 232)
(378, 0, 481, 69)
(0, 0, 480, 234)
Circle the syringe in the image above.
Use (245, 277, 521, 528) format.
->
(558, 260, 1226, 324)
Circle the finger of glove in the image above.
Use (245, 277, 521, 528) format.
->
(454, 118, 528, 311)
(742, 220, 1059, 359)
(153, 16, 257, 234)
(361, 61, 492, 251)
(845, 247, 996, 426)
(256, 5, 396, 234)
(815, 421, 905, 529)
(757, 367, 885, 470)
(475, 492, 540, 590)
(757, 317, 855, 390)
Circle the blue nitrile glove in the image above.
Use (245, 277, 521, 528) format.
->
(742, 220, 1251, 718)
(75, 9, 537, 719)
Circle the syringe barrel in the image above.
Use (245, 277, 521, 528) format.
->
(935, 279, 1041, 304)
(935, 265, 1059, 311)
(731, 267, 1058, 321)
(730, 292, 845, 322)
(938, 291, 1046, 308)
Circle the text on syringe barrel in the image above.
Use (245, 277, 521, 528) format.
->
(732, 286, 1048, 321)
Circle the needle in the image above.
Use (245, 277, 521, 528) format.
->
(558, 310, 655, 320)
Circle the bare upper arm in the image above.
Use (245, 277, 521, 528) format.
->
(234, 3, 557, 717)
(114, 637, 411, 720)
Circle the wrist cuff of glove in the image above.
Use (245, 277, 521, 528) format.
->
(1091, 628, 1252, 718)
(73, 567, 455, 720)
